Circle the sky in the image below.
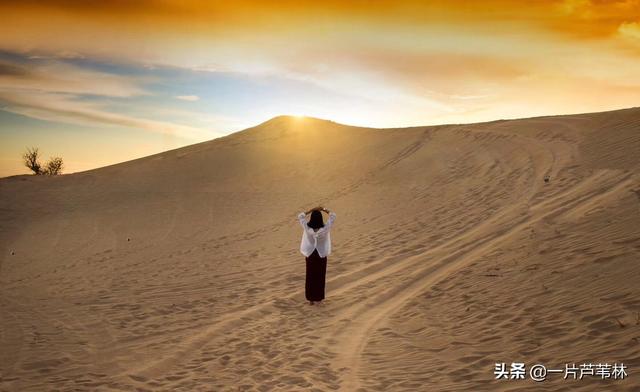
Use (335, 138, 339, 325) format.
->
(1, 0, 639, 176)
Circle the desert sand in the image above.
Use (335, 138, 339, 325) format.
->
(1, 108, 639, 391)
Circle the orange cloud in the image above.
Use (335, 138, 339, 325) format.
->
(619, 21, 640, 39)
(2, 1, 638, 46)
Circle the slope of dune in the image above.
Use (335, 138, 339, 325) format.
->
(1, 108, 639, 391)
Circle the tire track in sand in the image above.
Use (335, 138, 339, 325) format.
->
(328, 171, 633, 391)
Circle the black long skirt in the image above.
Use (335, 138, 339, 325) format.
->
(305, 249, 327, 301)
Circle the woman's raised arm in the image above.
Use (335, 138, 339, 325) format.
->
(304, 206, 324, 215)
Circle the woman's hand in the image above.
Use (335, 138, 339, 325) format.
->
(305, 206, 324, 214)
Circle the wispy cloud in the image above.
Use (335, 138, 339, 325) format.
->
(0, 91, 217, 140)
(0, 60, 146, 97)
(175, 95, 199, 101)
(0, 58, 222, 140)
(28, 50, 86, 60)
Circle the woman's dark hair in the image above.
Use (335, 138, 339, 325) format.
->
(307, 210, 325, 230)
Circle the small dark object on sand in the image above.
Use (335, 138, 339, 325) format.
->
(11, 251, 15, 255)
(544, 175, 550, 183)
(127, 238, 130, 242)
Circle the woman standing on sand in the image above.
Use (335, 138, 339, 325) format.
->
(297, 206, 337, 305)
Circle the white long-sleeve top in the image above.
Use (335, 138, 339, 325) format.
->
(297, 211, 337, 258)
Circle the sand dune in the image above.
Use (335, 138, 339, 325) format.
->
(1, 108, 639, 391)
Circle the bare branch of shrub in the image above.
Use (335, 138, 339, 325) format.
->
(22, 147, 42, 175)
(43, 157, 64, 175)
